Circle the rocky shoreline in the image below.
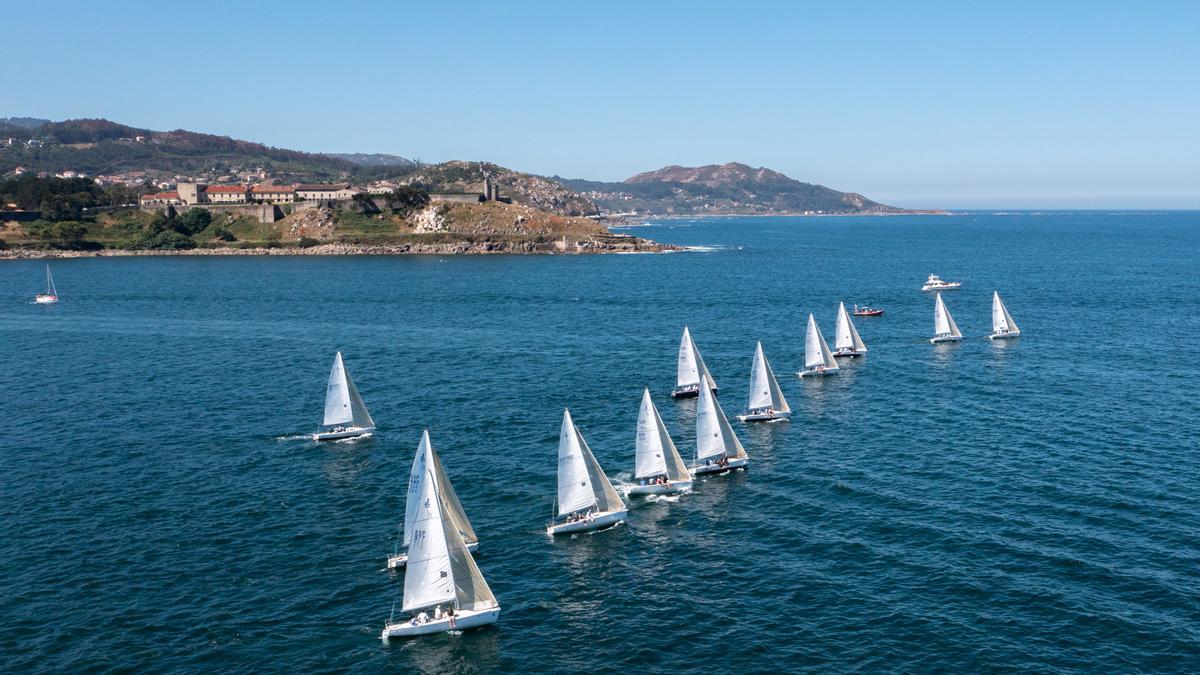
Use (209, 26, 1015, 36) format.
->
(0, 238, 679, 259)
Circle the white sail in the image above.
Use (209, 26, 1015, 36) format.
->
(835, 302, 867, 352)
(933, 293, 958, 336)
(676, 327, 717, 391)
(402, 431, 431, 547)
(401, 464, 456, 613)
(431, 439, 477, 545)
(45, 265, 57, 296)
(805, 314, 838, 368)
(648, 389, 690, 482)
(993, 291, 1020, 334)
(343, 363, 375, 429)
(556, 409, 597, 515)
(322, 352, 354, 426)
(576, 425, 624, 513)
(697, 374, 746, 461)
(746, 342, 773, 410)
(635, 389, 669, 478)
(765, 351, 791, 413)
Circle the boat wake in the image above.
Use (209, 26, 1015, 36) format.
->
(683, 245, 727, 253)
(644, 493, 684, 503)
(274, 434, 311, 441)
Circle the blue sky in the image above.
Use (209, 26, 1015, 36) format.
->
(3, 1, 1198, 208)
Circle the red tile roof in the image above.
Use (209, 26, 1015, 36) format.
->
(205, 185, 248, 193)
(251, 184, 294, 193)
(141, 192, 179, 200)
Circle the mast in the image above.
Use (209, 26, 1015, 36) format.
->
(746, 342, 772, 411)
(698, 373, 747, 461)
(45, 265, 57, 296)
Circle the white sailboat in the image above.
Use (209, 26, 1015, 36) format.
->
(672, 326, 717, 398)
(547, 409, 628, 535)
(35, 264, 59, 304)
(691, 374, 749, 476)
(313, 351, 376, 440)
(930, 293, 963, 343)
(627, 388, 693, 495)
(388, 431, 480, 569)
(380, 449, 500, 639)
(738, 342, 791, 422)
(798, 313, 840, 377)
(988, 291, 1021, 340)
(831, 301, 867, 358)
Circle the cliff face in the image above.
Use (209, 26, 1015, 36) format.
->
(555, 162, 914, 215)
(399, 161, 599, 216)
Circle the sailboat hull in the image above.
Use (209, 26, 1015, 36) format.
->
(381, 607, 500, 639)
(930, 335, 963, 344)
(388, 540, 478, 569)
(737, 411, 790, 422)
(988, 331, 1020, 340)
(35, 295, 58, 304)
(626, 480, 692, 496)
(798, 367, 839, 378)
(313, 426, 375, 441)
(547, 508, 627, 535)
(691, 457, 749, 476)
(832, 349, 864, 358)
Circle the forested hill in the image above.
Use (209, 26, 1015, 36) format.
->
(0, 118, 409, 180)
(554, 162, 919, 215)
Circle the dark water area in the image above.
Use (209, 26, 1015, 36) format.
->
(3, 212, 1199, 672)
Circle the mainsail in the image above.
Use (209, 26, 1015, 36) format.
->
(992, 291, 1020, 334)
(401, 464, 455, 612)
(402, 432, 431, 547)
(676, 327, 717, 390)
(835, 302, 867, 352)
(557, 409, 597, 516)
(646, 389, 690, 482)
(805, 314, 838, 369)
(322, 352, 374, 428)
(747, 342, 773, 410)
(934, 293, 961, 337)
(697, 374, 747, 462)
(635, 389, 668, 479)
(45, 265, 57, 296)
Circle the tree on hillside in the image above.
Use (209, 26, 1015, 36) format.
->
(173, 207, 212, 236)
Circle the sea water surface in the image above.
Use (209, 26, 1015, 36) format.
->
(3, 212, 1199, 672)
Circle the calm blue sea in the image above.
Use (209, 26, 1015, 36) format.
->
(3, 212, 1199, 672)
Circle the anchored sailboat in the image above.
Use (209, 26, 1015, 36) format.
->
(798, 314, 840, 377)
(379, 449, 500, 639)
(672, 327, 717, 398)
(388, 431, 479, 569)
(930, 293, 963, 343)
(627, 388, 693, 495)
(832, 302, 867, 358)
(547, 409, 628, 535)
(313, 351, 376, 440)
(988, 291, 1021, 340)
(35, 265, 59, 304)
(692, 374, 749, 476)
(738, 342, 791, 422)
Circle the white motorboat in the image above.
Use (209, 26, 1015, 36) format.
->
(798, 313, 840, 377)
(737, 342, 791, 422)
(35, 264, 59, 304)
(627, 389, 693, 495)
(921, 274, 962, 291)
(988, 291, 1021, 340)
(313, 352, 375, 441)
(672, 327, 718, 398)
(546, 409, 628, 536)
(387, 430, 480, 569)
(832, 301, 868, 358)
(930, 293, 964, 343)
(691, 374, 749, 477)
(380, 451, 500, 640)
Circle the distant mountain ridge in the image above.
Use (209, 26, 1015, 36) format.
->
(325, 152, 414, 168)
(555, 162, 915, 215)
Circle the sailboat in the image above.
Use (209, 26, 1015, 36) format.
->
(312, 351, 376, 440)
(626, 388, 693, 495)
(35, 265, 59, 304)
(388, 431, 479, 569)
(930, 292, 963, 343)
(547, 409, 628, 535)
(737, 342, 791, 422)
(672, 327, 717, 398)
(988, 291, 1021, 340)
(691, 374, 749, 476)
(832, 302, 868, 358)
(379, 444, 500, 639)
(798, 314, 840, 377)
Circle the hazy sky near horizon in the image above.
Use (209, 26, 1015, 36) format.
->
(4, 1, 1198, 208)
